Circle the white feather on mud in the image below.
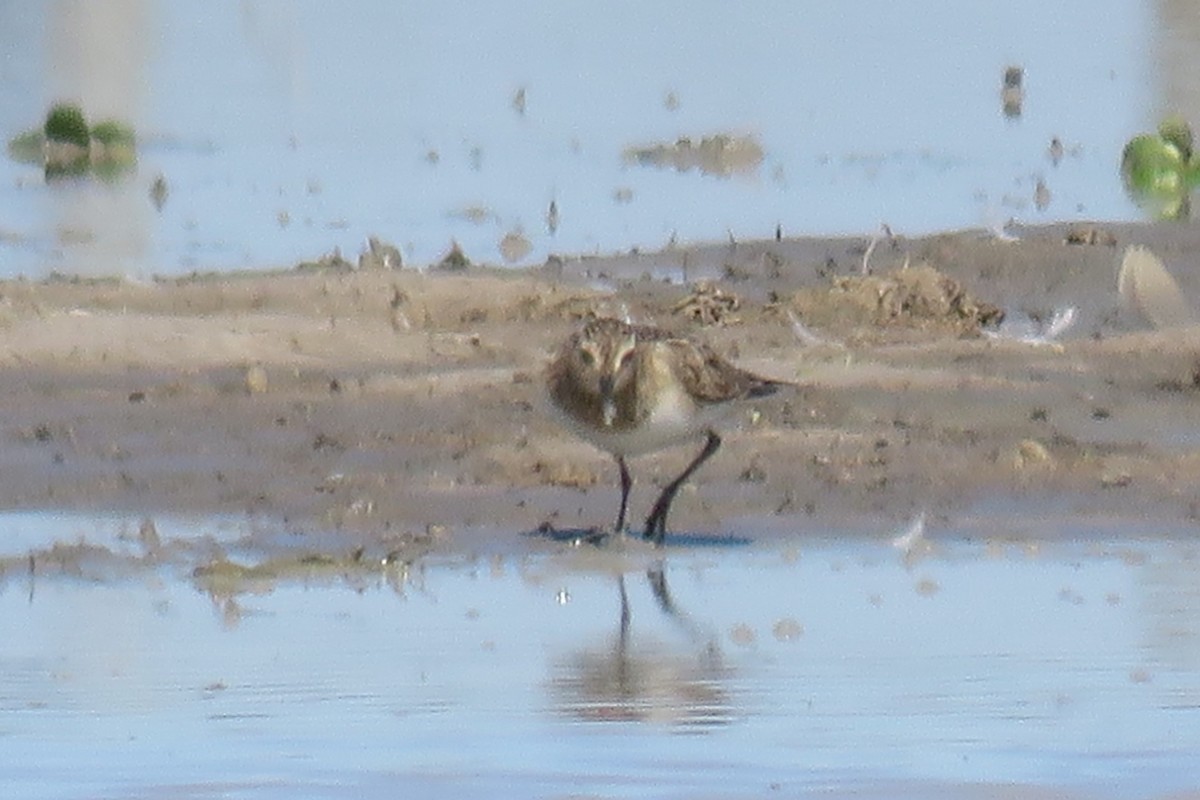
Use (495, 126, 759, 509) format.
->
(984, 306, 1077, 346)
(891, 511, 932, 565)
(1118, 246, 1196, 330)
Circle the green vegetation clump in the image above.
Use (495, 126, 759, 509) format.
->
(89, 118, 136, 147)
(1121, 115, 1200, 220)
(1158, 115, 1194, 160)
(6, 129, 43, 164)
(7, 103, 137, 181)
(88, 118, 137, 180)
(44, 103, 90, 147)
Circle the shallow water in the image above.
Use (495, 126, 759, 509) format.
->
(0, 0, 1181, 277)
(3, 513, 1200, 799)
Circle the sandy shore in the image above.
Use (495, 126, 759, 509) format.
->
(5, 221, 1200, 562)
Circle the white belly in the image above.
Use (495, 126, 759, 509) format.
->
(548, 380, 715, 458)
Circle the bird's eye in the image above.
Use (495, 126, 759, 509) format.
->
(579, 349, 595, 367)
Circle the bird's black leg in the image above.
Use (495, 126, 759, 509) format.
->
(646, 563, 679, 618)
(643, 430, 722, 545)
(615, 455, 632, 533)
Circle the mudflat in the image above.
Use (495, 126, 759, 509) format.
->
(5, 221, 1200, 560)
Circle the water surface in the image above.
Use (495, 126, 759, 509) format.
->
(0, 0, 1171, 277)
(3, 514, 1200, 799)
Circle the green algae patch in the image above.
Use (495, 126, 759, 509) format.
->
(191, 547, 429, 599)
(1121, 115, 1200, 220)
(8, 103, 138, 181)
(44, 103, 91, 148)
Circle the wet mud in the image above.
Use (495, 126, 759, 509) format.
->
(3, 221, 1200, 572)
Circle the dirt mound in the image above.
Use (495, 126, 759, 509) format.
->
(789, 263, 1004, 343)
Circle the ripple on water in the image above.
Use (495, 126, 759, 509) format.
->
(2, 517, 1200, 798)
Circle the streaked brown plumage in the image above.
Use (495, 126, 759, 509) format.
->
(546, 317, 786, 544)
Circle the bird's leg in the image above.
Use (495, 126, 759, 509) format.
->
(643, 430, 722, 545)
(618, 573, 631, 647)
(615, 455, 632, 533)
(646, 563, 678, 618)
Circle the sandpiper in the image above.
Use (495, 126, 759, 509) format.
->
(546, 316, 787, 544)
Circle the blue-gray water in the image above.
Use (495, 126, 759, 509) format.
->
(3, 512, 1200, 799)
(1, 0, 1185, 277)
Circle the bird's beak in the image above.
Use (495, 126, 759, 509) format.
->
(599, 376, 616, 427)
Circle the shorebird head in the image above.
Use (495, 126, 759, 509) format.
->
(573, 319, 638, 427)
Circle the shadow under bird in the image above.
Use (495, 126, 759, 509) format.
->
(546, 317, 789, 544)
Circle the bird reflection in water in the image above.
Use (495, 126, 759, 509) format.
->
(549, 563, 736, 728)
